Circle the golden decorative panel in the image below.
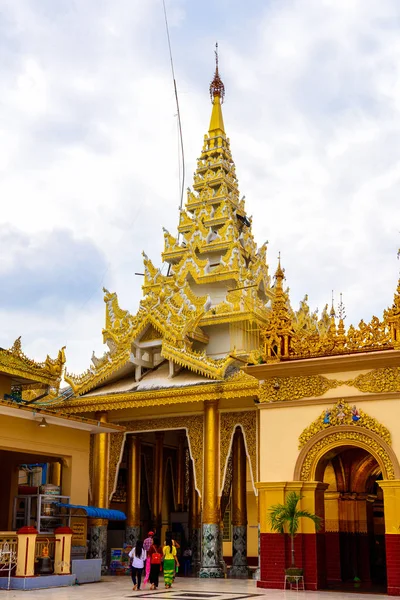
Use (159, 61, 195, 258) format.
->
(299, 400, 391, 448)
(259, 374, 341, 403)
(220, 411, 257, 494)
(108, 416, 203, 501)
(350, 367, 400, 394)
(258, 367, 400, 404)
(108, 432, 125, 502)
(299, 430, 396, 481)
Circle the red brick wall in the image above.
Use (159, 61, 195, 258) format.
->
(258, 532, 326, 590)
(257, 533, 285, 589)
(386, 535, 400, 596)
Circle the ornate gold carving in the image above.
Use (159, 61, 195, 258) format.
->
(300, 430, 395, 481)
(0, 337, 65, 387)
(220, 411, 257, 493)
(299, 400, 391, 448)
(253, 262, 400, 363)
(258, 367, 400, 404)
(108, 416, 203, 501)
(259, 374, 341, 403)
(351, 367, 400, 394)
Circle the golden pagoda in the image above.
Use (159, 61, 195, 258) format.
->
(53, 50, 400, 593)
(60, 52, 265, 578)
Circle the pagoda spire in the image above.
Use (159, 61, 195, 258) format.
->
(209, 43, 225, 135)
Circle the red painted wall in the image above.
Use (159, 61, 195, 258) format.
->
(257, 532, 325, 590)
(386, 535, 400, 596)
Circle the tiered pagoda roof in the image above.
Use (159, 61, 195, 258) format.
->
(64, 56, 273, 398)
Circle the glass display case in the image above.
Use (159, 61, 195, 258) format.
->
(13, 494, 71, 533)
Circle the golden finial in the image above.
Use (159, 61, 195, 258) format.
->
(330, 290, 336, 317)
(210, 42, 225, 103)
(275, 251, 285, 280)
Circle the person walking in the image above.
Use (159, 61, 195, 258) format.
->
(143, 530, 154, 587)
(148, 535, 163, 590)
(163, 533, 177, 589)
(129, 539, 146, 591)
(171, 535, 180, 579)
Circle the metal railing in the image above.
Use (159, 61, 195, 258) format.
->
(0, 532, 17, 556)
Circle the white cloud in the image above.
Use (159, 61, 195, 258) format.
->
(1, 0, 400, 374)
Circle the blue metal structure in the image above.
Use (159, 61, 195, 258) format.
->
(56, 503, 126, 520)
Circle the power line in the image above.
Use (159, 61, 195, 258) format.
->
(162, 0, 185, 223)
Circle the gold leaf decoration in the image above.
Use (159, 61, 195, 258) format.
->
(350, 367, 400, 394)
(220, 411, 257, 492)
(298, 400, 391, 448)
(259, 375, 342, 403)
(300, 430, 395, 481)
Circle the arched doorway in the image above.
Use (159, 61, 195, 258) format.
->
(317, 445, 386, 592)
(293, 418, 400, 594)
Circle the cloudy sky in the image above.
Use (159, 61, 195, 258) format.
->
(1, 0, 400, 375)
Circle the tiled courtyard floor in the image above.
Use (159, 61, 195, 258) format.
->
(0, 576, 389, 600)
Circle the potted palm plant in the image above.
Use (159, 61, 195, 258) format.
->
(269, 491, 321, 581)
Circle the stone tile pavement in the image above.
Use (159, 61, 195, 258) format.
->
(0, 576, 389, 600)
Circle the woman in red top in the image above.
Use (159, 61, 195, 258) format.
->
(148, 536, 163, 590)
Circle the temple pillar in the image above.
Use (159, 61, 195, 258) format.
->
(125, 434, 141, 547)
(300, 481, 328, 590)
(199, 399, 223, 578)
(49, 461, 61, 487)
(256, 482, 327, 590)
(89, 411, 109, 571)
(230, 427, 248, 578)
(189, 464, 201, 574)
(252, 497, 260, 581)
(176, 433, 185, 511)
(152, 432, 164, 534)
(256, 482, 286, 589)
(324, 492, 341, 584)
(379, 480, 400, 595)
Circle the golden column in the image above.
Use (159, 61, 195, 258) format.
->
(199, 399, 223, 577)
(92, 411, 109, 510)
(126, 434, 141, 546)
(49, 461, 62, 487)
(152, 432, 164, 534)
(176, 433, 186, 511)
(230, 427, 248, 577)
(189, 461, 201, 572)
(90, 411, 109, 569)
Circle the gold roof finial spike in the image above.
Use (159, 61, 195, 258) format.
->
(275, 251, 285, 281)
(330, 290, 336, 317)
(210, 42, 225, 103)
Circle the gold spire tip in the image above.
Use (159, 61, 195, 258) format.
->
(210, 42, 225, 103)
(275, 252, 284, 279)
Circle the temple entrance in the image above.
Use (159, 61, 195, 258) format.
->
(108, 429, 200, 574)
(316, 445, 386, 593)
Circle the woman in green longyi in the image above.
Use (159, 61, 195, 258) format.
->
(163, 533, 176, 588)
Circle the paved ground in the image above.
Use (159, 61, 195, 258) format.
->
(0, 576, 389, 599)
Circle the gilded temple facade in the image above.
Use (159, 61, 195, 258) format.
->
(61, 59, 266, 578)
(53, 57, 400, 593)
